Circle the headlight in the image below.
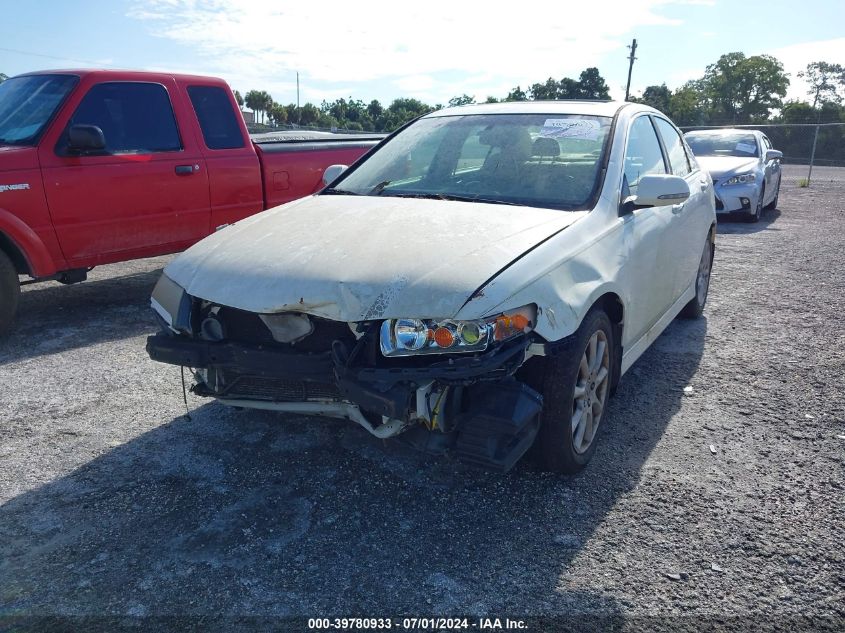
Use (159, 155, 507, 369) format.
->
(150, 274, 192, 333)
(379, 305, 536, 357)
(724, 172, 757, 185)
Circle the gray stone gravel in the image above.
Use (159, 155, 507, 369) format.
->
(0, 178, 843, 631)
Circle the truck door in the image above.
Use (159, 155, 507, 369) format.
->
(39, 79, 210, 265)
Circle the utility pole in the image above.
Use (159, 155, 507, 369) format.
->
(296, 72, 300, 109)
(625, 38, 638, 101)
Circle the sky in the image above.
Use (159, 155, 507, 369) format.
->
(1, 0, 844, 109)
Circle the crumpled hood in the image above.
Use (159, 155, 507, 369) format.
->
(696, 156, 759, 181)
(165, 195, 586, 321)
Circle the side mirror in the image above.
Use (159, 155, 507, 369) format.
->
(629, 174, 690, 209)
(67, 124, 106, 153)
(322, 164, 348, 187)
(765, 149, 783, 162)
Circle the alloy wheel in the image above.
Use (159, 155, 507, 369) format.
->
(571, 330, 610, 454)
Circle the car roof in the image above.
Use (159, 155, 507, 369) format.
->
(684, 128, 761, 137)
(426, 100, 633, 118)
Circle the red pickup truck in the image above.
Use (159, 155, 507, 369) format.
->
(0, 69, 382, 334)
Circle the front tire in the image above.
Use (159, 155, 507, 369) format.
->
(765, 177, 780, 210)
(680, 234, 714, 319)
(535, 309, 614, 473)
(0, 249, 20, 337)
(747, 184, 765, 223)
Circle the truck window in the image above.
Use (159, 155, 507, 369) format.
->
(58, 82, 182, 155)
(187, 86, 245, 150)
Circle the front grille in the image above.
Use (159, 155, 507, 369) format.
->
(208, 305, 357, 352)
(227, 374, 341, 402)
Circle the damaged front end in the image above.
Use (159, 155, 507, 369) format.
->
(146, 275, 544, 472)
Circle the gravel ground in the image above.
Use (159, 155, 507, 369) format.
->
(1, 177, 843, 632)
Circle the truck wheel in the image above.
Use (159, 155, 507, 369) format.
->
(535, 309, 614, 474)
(0, 249, 20, 337)
(680, 234, 714, 319)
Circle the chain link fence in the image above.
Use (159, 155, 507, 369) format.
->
(680, 123, 845, 185)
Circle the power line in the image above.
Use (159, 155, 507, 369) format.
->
(0, 46, 121, 69)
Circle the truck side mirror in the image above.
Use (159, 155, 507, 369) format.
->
(67, 124, 106, 153)
(322, 164, 348, 187)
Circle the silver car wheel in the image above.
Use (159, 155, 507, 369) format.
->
(571, 330, 610, 454)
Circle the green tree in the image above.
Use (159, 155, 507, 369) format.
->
(505, 85, 528, 101)
(367, 99, 384, 120)
(299, 103, 320, 126)
(528, 78, 560, 100)
(669, 81, 707, 126)
(700, 52, 789, 123)
(484, 96, 499, 103)
(448, 94, 475, 107)
(577, 67, 610, 99)
(244, 90, 274, 124)
(233, 89, 244, 110)
(637, 84, 671, 113)
(268, 103, 288, 126)
(798, 61, 845, 109)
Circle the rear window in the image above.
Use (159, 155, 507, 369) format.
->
(187, 86, 245, 150)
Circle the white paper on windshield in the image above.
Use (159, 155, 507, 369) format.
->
(539, 119, 600, 140)
(735, 142, 756, 154)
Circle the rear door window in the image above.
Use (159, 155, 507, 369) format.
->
(59, 82, 182, 155)
(187, 86, 245, 150)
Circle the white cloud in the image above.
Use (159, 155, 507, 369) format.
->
(767, 38, 845, 103)
(128, 0, 692, 104)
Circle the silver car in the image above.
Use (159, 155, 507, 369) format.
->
(684, 129, 782, 222)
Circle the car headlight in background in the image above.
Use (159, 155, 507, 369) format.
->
(724, 173, 757, 185)
(379, 305, 536, 357)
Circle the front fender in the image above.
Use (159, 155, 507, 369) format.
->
(0, 207, 59, 277)
(455, 213, 627, 342)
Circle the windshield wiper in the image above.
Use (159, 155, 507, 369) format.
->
(322, 187, 361, 196)
(369, 180, 392, 195)
(380, 192, 524, 206)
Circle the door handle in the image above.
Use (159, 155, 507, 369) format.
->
(699, 181, 708, 191)
(175, 164, 197, 175)
(672, 203, 685, 214)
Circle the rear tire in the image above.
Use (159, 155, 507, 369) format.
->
(535, 309, 614, 474)
(680, 234, 714, 319)
(0, 249, 20, 337)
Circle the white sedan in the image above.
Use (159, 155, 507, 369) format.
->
(147, 101, 716, 473)
(684, 128, 782, 222)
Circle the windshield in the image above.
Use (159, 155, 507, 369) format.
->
(326, 113, 613, 210)
(0, 74, 79, 146)
(685, 132, 759, 158)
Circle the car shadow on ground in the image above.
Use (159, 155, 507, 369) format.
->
(0, 317, 707, 625)
(716, 208, 782, 235)
(0, 268, 162, 366)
